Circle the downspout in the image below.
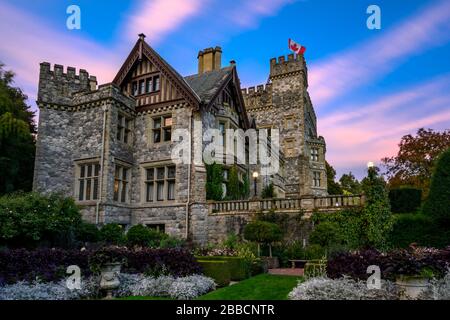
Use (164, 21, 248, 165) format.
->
(185, 109, 193, 239)
(96, 105, 108, 225)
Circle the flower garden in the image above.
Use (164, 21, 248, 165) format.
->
(0, 148, 449, 300)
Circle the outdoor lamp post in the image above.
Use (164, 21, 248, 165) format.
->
(252, 171, 259, 197)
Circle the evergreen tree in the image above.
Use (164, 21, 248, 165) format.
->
(360, 166, 393, 249)
(0, 63, 36, 194)
(423, 148, 450, 227)
(339, 172, 361, 194)
(205, 162, 223, 201)
(227, 165, 240, 200)
(326, 161, 343, 195)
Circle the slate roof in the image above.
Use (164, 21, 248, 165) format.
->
(184, 67, 234, 105)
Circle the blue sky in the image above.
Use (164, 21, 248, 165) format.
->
(1, 0, 449, 180)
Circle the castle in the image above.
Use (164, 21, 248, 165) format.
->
(33, 34, 327, 244)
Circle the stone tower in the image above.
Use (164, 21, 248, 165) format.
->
(242, 53, 327, 197)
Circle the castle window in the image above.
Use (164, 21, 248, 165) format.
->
(152, 115, 172, 143)
(285, 115, 294, 129)
(139, 80, 145, 95)
(310, 148, 319, 162)
(218, 122, 226, 146)
(146, 78, 153, 93)
(284, 138, 295, 157)
(313, 171, 321, 187)
(153, 75, 160, 92)
(132, 82, 138, 96)
(114, 165, 130, 203)
(117, 114, 132, 144)
(145, 165, 176, 202)
(77, 162, 100, 201)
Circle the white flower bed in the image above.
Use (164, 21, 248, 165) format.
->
(419, 270, 450, 300)
(288, 277, 400, 300)
(0, 274, 215, 300)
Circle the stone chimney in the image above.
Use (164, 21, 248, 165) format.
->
(198, 46, 222, 74)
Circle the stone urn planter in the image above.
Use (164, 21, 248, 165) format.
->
(395, 275, 430, 299)
(100, 262, 122, 299)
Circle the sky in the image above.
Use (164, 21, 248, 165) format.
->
(0, 0, 449, 180)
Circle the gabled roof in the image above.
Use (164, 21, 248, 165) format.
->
(184, 67, 233, 105)
(185, 66, 250, 129)
(113, 36, 201, 108)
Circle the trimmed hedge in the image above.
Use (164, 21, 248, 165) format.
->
(423, 148, 450, 225)
(196, 256, 249, 281)
(389, 188, 422, 213)
(388, 213, 450, 248)
(198, 260, 231, 287)
(0, 247, 201, 285)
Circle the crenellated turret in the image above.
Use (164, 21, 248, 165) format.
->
(38, 62, 97, 106)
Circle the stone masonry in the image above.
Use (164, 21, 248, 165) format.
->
(33, 36, 328, 245)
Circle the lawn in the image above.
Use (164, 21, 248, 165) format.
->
(197, 274, 303, 300)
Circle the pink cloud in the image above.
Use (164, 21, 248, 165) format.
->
(309, 0, 450, 107)
(323, 83, 450, 171)
(0, 2, 120, 114)
(229, 0, 296, 28)
(126, 0, 207, 44)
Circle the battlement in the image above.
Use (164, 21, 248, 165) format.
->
(38, 62, 98, 105)
(241, 83, 272, 96)
(269, 53, 306, 78)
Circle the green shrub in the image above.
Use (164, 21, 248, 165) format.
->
(389, 188, 422, 213)
(99, 223, 125, 245)
(159, 236, 185, 249)
(423, 148, 450, 227)
(388, 213, 450, 248)
(126, 224, 154, 247)
(311, 208, 364, 250)
(75, 222, 100, 243)
(0, 192, 81, 248)
(309, 222, 342, 248)
(198, 260, 231, 287)
(196, 256, 249, 281)
(261, 182, 276, 199)
(304, 244, 326, 260)
(235, 241, 262, 276)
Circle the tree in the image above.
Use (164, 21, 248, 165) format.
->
(226, 165, 240, 200)
(422, 148, 450, 227)
(243, 221, 283, 257)
(360, 166, 393, 249)
(206, 163, 223, 201)
(382, 128, 450, 196)
(326, 161, 343, 195)
(339, 172, 361, 194)
(261, 182, 276, 199)
(0, 63, 36, 194)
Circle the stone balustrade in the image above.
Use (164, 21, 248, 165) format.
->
(208, 194, 365, 215)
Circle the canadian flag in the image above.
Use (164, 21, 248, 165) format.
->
(288, 38, 306, 55)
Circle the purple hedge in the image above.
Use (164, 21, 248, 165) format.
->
(327, 247, 450, 281)
(0, 247, 201, 285)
